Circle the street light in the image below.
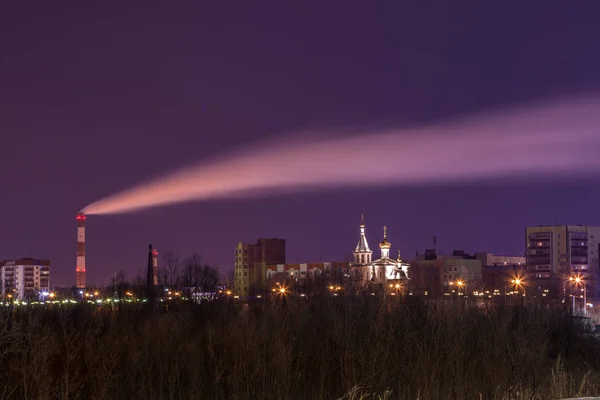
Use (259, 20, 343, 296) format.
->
(455, 280, 465, 296)
(511, 278, 525, 297)
(569, 275, 587, 315)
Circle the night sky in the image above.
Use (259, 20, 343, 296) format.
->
(2, 1, 600, 287)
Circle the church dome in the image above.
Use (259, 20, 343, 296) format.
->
(379, 225, 391, 249)
(379, 238, 391, 249)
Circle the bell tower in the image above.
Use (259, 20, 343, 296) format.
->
(353, 215, 373, 265)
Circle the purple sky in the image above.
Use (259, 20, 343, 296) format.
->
(2, 1, 600, 287)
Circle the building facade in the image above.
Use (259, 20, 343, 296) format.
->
(476, 253, 526, 267)
(1, 258, 51, 300)
(266, 262, 348, 294)
(234, 238, 285, 296)
(266, 262, 347, 281)
(526, 225, 600, 298)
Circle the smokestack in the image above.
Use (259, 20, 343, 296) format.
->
(146, 244, 155, 302)
(76, 212, 86, 288)
(152, 248, 158, 286)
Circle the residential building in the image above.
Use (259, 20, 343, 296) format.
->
(234, 238, 285, 296)
(482, 264, 527, 296)
(409, 250, 482, 296)
(266, 262, 348, 293)
(0, 258, 51, 300)
(526, 225, 600, 298)
(478, 253, 526, 297)
(266, 262, 347, 281)
(476, 253, 526, 267)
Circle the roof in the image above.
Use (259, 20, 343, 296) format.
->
(372, 257, 398, 266)
(355, 233, 372, 253)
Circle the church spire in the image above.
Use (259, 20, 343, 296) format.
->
(353, 215, 372, 265)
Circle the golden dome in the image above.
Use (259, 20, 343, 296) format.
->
(379, 225, 391, 249)
(379, 238, 391, 249)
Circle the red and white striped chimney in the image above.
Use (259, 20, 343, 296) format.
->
(76, 212, 86, 288)
(152, 248, 158, 286)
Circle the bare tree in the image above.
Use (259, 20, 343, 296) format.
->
(180, 253, 220, 296)
(180, 253, 200, 295)
(109, 270, 129, 297)
(159, 252, 180, 289)
(132, 269, 145, 298)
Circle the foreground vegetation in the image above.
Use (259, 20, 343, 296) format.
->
(0, 297, 599, 399)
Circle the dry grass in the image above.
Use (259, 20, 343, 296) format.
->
(0, 297, 597, 399)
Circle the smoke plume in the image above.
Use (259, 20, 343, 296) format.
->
(83, 93, 600, 215)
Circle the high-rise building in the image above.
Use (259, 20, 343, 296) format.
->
(1, 258, 51, 300)
(234, 238, 285, 296)
(526, 225, 600, 297)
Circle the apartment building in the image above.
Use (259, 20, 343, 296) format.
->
(233, 238, 285, 297)
(526, 225, 600, 297)
(0, 258, 51, 300)
(266, 262, 348, 281)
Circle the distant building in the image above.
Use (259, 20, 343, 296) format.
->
(408, 250, 524, 297)
(266, 262, 347, 281)
(234, 238, 285, 297)
(482, 264, 527, 297)
(477, 253, 526, 296)
(526, 225, 600, 298)
(476, 253, 526, 267)
(409, 250, 482, 296)
(0, 258, 51, 300)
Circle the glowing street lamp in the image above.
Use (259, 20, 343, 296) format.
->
(455, 280, 465, 295)
(569, 274, 587, 315)
(511, 277, 524, 292)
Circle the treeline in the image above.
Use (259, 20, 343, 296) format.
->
(108, 252, 220, 297)
(1, 299, 600, 399)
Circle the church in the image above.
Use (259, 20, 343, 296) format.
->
(350, 216, 410, 292)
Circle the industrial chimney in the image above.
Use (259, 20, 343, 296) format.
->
(146, 244, 155, 302)
(152, 248, 158, 286)
(76, 213, 86, 288)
